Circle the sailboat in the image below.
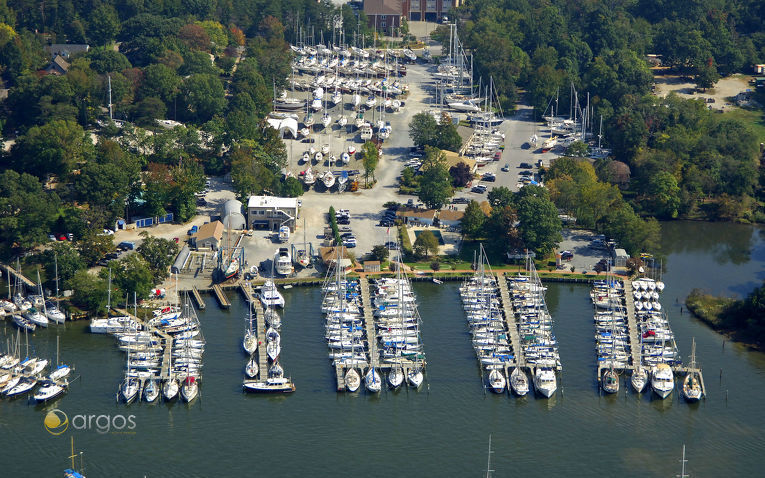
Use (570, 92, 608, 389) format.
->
(163, 376, 179, 401)
(682, 338, 703, 402)
(49, 336, 71, 381)
(631, 366, 647, 393)
(245, 355, 259, 378)
(243, 303, 258, 355)
(322, 170, 336, 189)
(119, 375, 139, 404)
(344, 367, 361, 392)
(365, 366, 381, 393)
(181, 375, 199, 403)
(43, 263, 66, 323)
(407, 366, 424, 388)
(487, 368, 506, 393)
(387, 366, 404, 389)
(601, 366, 619, 394)
(510, 367, 529, 396)
(143, 378, 159, 402)
(295, 217, 311, 269)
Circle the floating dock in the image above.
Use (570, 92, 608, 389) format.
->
(252, 296, 269, 381)
(497, 272, 523, 369)
(211, 284, 230, 308)
(190, 286, 205, 309)
(112, 307, 174, 381)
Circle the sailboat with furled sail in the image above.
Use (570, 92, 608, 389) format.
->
(682, 338, 702, 402)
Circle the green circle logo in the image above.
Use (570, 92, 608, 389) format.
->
(44, 409, 68, 435)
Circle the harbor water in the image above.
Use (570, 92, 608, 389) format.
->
(1, 221, 764, 476)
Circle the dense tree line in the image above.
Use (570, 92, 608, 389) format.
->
(452, 0, 765, 223)
(0, 0, 365, 257)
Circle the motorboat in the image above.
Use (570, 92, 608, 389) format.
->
(340, 152, 350, 164)
(314, 151, 323, 164)
(89, 316, 137, 334)
(365, 367, 381, 392)
(448, 100, 482, 112)
(163, 378, 179, 401)
(337, 115, 347, 127)
(534, 367, 557, 398)
(631, 367, 648, 393)
(354, 113, 365, 128)
(345, 368, 361, 392)
(321, 143, 330, 155)
(181, 376, 199, 403)
(348, 145, 356, 155)
(33, 379, 67, 402)
(301, 151, 310, 163)
(601, 367, 619, 394)
(259, 281, 285, 308)
(322, 112, 332, 128)
(510, 367, 529, 396)
(359, 124, 372, 141)
(143, 379, 159, 402)
(650, 363, 674, 399)
(541, 137, 556, 152)
(488, 368, 506, 393)
(275, 248, 294, 276)
(242, 377, 295, 393)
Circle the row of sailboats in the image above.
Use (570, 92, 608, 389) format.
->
(370, 248, 426, 390)
(591, 274, 631, 394)
(507, 257, 561, 398)
(459, 245, 526, 395)
(0, 330, 71, 401)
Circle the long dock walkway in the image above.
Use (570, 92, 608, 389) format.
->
(497, 272, 522, 369)
(252, 298, 268, 380)
(622, 279, 642, 371)
(191, 286, 205, 309)
(1, 263, 36, 290)
(359, 277, 379, 369)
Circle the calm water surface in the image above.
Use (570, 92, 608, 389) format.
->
(1, 221, 763, 476)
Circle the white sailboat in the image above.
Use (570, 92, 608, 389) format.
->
(322, 170, 336, 189)
(407, 367, 424, 388)
(243, 303, 258, 355)
(245, 356, 259, 378)
(143, 378, 159, 402)
(682, 338, 702, 402)
(387, 366, 404, 389)
(510, 367, 529, 396)
(162, 377, 179, 401)
(344, 367, 361, 392)
(365, 367, 381, 393)
(181, 375, 199, 403)
(488, 368, 506, 393)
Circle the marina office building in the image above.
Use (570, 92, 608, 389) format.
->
(247, 196, 299, 232)
(364, 0, 463, 33)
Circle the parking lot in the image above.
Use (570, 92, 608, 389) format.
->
(557, 229, 611, 273)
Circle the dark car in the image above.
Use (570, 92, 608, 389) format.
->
(521, 142, 531, 149)
(384, 241, 399, 250)
(196, 197, 207, 206)
(452, 197, 470, 204)
(519, 162, 533, 169)
(482, 173, 496, 182)
(341, 232, 355, 239)
(378, 219, 394, 227)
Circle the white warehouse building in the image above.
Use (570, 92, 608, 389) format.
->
(247, 196, 299, 232)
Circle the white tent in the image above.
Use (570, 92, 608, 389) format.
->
(266, 117, 298, 139)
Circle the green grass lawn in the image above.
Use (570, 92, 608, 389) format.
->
(723, 107, 765, 144)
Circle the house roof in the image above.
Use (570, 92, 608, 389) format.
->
(49, 55, 70, 73)
(193, 221, 224, 242)
(456, 125, 475, 148)
(614, 248, 629, 258)
(45, 44, 90, 58)
(319, 246, 352, 267)
(441, 150, 476, 171)
(247, 195, 299, 209)
(364, 0, 402, 16)
(397, 208, 436, 219)
(438, 209, 464, 222)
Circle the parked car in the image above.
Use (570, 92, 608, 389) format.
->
(57, 235, 68, 241)
(472, 184, 487, 193)
(118, 241, 136, 250)
(560, 250, 574, 260)
(48, 234, 57, 242)
(188, 225, 198, 235)
(378, 219, 394, 227)
(502, 163, 510, 172)
(519, 170, 533, 177)
(519, 162, 533, 169)
(341, 232, 355, 239)
(384, 241, 399, 250)
(407, 198, 415, 207)
(343, 238, 357, 248)
(482, 173, 496, 182)
(493, 151, 502, 161)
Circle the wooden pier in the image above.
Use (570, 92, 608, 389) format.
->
(239, 282, 256, 303)
(211, 284, 230, 308)
(1, 264, 36, 291)
(190, 286, 205, 309)
(622, 279, 642, 371)
(358, 277, 379, 369)
(252, 296, 268, 381)
(497, 272, 523, 369)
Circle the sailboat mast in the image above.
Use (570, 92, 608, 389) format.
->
(54, 251, 59, 299)
(485, 434, 494, 478)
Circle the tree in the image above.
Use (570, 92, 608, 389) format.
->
(0, 170, 60, 250)
(133, 97, 167, 125)
(69, 270, 109, 315)
(371, 245, 389, 262)
(435, 112, 462, 152)
(564, 141, 589, 157)
(449, 161, 472, 187)
(88, 49, 131, 74)
(10, 120, 93, 177)
(280, 176, 304, 197)
(644, 171, 681, 219)
(417, 147, 453, 209)
(230, 146, 277, 200)
(461, 200, 486, 238)
(77, 234, 115, 266)
(111, 254, 155, 299)
(180, 74, 226, 123)
(485, 205, 520, 254)
(413, 230, 439, 258)
(137, 232, 178, 282)
(179, 24, 211, 51)
(179, 50, 219, 76)
(516, 193, 562, 255)
(38, 242, 85, 287)
(88, 5, 121, 45)
(362, 141, 379, 187)
(693, 60, 720, 91)
(409, 112, 438, 149)
(487, 186, 514, 209)
(140, 64, 180, 104)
